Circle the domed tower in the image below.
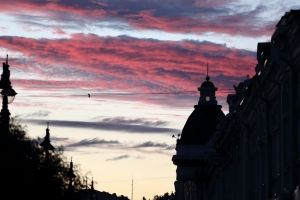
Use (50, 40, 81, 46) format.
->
(172, 72, 224, 200)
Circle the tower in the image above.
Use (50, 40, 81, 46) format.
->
(39, 122, 55, 200)
(67, 158, 76, 199)
(40, 122, 55, 166)
(172, 71, 224, 200)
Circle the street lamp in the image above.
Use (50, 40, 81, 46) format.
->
(0, 55, 17, 132)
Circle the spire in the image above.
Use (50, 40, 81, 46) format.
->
(67, 157, 76, 196)
(6, 54, 8, 65)
(40, 122, 55, 151)
(67, 157, 76, 179)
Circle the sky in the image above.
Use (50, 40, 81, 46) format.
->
(0, 0, 298, 199)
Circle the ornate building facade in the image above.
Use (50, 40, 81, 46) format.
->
(172, 10, 300, 200)
(172, 74, 225, 199)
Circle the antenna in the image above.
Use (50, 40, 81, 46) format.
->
(47, 122, 49, 129)
(206, 62, 210, 81)
(207, 62, 209, 77)
(6, 54, 8, 65)
(131, 177, 133, 200)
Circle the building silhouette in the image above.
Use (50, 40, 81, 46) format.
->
(172, 69, 224, 199)
(172, 9, 300, 200)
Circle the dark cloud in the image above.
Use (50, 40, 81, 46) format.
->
(99, 117, 169, 127)
(133, 141, 175, 150)
(51, 136, 69, 141)
(67, 138, 119, 148)
(25, 110, 51, 118)
(106, 155, 129, 161)
(23, 119, 180, 134)
(55, 136, 175, 156)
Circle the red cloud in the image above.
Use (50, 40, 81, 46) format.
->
(0, 34, 256, 89)
(0, 34, 255, 110)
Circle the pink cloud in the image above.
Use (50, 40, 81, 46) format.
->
(0, 34, 255, 109)
(1, 34, 256, 82)
(52, 28, 66, 35)
(0, 1, 282, 37)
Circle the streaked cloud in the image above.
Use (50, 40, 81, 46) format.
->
(133, 141, 175, 150)
(63, 137, 175, 153)
(23, 119, 180, 134)
(106, 155, 130, 161)
(67, 138, 119, 148)
(0, 0, 295, 37)
(0, 35, 254, 97)
(24, 110, 51, 118)
(96, 117, 169, 127)
(51, 136, 69, 141)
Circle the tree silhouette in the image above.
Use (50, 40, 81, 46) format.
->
(0, 118, 84, 199)
(153, 192, 170, 200)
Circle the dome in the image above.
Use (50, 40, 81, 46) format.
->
(179, 104, 224, 145)
(179, 76, 224, 145)
(200, 80, 214, 87)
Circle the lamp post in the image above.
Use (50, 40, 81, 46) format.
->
(0, 55, 17, 132)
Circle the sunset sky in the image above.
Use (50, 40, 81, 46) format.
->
(0, 0, 298, 199)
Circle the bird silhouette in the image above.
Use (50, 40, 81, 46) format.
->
(88, 94, 90, 98)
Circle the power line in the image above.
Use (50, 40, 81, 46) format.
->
(16, 89, 235, 97)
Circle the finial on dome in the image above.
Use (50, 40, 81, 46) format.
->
(206, 62, 210, 81)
